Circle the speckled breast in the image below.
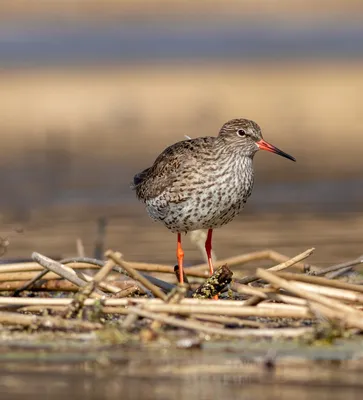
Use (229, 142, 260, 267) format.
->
(146, 156, 255, 233)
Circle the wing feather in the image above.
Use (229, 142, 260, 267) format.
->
(132, 138, 212, 202)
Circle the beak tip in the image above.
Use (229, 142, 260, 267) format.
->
(257, 139, 296, 163)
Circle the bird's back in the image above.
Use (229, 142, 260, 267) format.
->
(132, 137, 215, 203)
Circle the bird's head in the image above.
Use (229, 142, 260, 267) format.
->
(218, 118, 296, 162)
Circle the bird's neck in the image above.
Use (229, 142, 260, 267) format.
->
(214, 138, 254, 164)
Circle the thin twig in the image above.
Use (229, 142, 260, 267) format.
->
(312, 256, 363, 277)
(189, 248, 316, 273)
(236, 248, 315, 285)
(60, 257, 104, 267)
(112, 285, 141, 298)
(326, 267, 354, 279)
(13, 269, 49, 296)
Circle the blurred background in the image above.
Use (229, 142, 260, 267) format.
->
(0, 0, 363, 267)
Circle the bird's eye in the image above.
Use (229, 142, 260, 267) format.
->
(237, 129, 246, 137)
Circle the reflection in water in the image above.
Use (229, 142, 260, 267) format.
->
(0, 362, 362, 400)
(0, 342, 362, 399)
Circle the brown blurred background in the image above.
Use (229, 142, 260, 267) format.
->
(0, 1, 363, 267)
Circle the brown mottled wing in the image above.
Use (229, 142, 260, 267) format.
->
(132, 138, 212, 202)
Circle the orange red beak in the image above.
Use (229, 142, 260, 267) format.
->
(256, 139, 296, 162)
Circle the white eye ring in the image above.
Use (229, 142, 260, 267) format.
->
(237, 129, 246, 137)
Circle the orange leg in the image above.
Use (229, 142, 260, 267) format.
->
(177, 233, 184, 284)
(205, 228, 214, 275)
(205, 229, 218, 299)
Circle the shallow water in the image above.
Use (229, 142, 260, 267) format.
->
(1, 341, 363, 400)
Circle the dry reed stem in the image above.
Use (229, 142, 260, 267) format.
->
(0, 279, 137, 292)
(126, 307, 313, 338)
(188, 250, 274, 271)
(0, 297, 245, 306)
(276, 272, 363, 293)
(81, 274, 144, 295)
(129, 262, 208, 277)
(106, 250, 167, 301)
(0, 280, 78, 291)
(242, 296, 265, 307)
(0, 296, 312, 313)
(141, 303, 312, 319)
(268, 293, 308, 306)
(32, 252, 106, 298)
(0, 311, 102, 331)
(326, 267, 354, 279)
(289, 281, 363, 304)
(189, 248, 316, 273)
(0, 270, 131, 285)
(231, 282, 273, 298)
(13, 269, 50, 295)
(191, 314, 268, 328)
(236, 248, 315, 285)
(256, 269, 359, 315)
(92, 258, 117, 284)
(0, 262, 101, 274)
(0, 271, 62, 282)
(112, 285, 141, 298)
(0, 297, 311, 318)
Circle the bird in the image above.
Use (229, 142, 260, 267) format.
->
(132, 118, 296, 285)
